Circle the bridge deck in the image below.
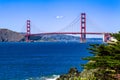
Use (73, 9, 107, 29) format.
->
(28, 32, 110, 36)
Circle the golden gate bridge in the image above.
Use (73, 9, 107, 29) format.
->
(25, 13, 111, 42)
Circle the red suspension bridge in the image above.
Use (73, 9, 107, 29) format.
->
(25, 13, 111, 42)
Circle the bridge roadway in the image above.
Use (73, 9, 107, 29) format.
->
(28, 32, 110, 36)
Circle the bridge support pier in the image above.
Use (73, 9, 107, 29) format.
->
(103, 33, 111, 42)
(80, 13, 86, 42)
(26, 20, 31, 42)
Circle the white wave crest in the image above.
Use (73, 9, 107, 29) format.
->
(25, 75, 60, 80)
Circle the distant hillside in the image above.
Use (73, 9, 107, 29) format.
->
(28, 34, 80, 42)
(0, 29, 24, 42)
(28, 34, 103, 42)
(0, 29, 103, 42)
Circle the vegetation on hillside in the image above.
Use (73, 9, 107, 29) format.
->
(57, 32, 120, 80)
(82, 32, 120, 80)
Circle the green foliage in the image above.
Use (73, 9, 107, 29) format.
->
(82, 32, 120, 80)
(111, 31, 120, 41)
(57, 68, 81, 80)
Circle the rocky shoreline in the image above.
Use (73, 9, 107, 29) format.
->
(56, 68, 81, 80)
(56, 67, 98, 80)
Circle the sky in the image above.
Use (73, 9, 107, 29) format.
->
(0, 0, 120, 34)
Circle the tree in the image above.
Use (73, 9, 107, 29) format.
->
(82, 32, 120, 80)
(111, 31, 120, 41)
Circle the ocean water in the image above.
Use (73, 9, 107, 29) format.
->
(0, 42, 100, 80)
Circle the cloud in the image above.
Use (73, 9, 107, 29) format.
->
(56, 16, 64, 19)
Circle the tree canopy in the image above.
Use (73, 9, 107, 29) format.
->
(82, 32, 120, 80)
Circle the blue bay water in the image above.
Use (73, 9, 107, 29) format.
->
(0, 42, 100, 80)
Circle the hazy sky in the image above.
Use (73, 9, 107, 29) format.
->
(0, 0, 120, 33)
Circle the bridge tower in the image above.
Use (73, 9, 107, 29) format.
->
(26, 20, 31, 42)
(80, 13, 86, 42)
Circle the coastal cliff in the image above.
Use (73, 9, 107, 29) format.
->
(0, 29, 24, 42)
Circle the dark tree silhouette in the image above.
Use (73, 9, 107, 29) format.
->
(82, 32, 120, 80)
